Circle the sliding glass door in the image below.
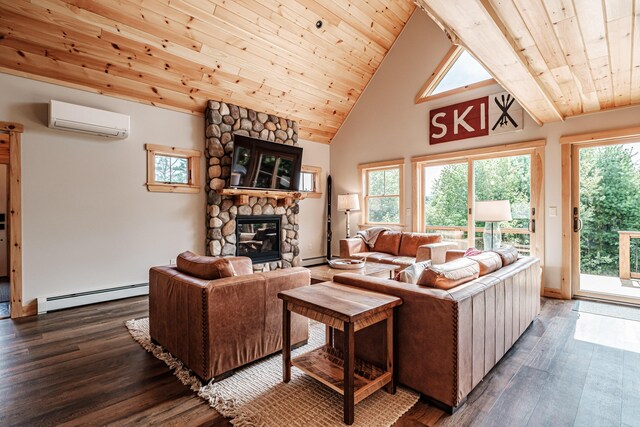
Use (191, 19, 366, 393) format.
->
(414, 143, 544, 261)
(473, 155, 532, 254)
(423, 161, 468, 249)
(572, 141, 640, 303)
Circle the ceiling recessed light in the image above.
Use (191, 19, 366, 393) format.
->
(315, 20, 323, 29)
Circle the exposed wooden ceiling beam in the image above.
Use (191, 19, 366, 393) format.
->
(415, 0, 564, 125)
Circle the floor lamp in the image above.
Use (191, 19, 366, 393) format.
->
(337, 194, 360, 238)
(475, 200, 512, 250)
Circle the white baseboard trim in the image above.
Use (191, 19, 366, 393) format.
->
(37, 283, 149, 314)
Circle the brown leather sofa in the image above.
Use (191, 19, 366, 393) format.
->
(332, 255, 541, 412)
(340, 230, 457, 268)
(149, 254, 310, 382)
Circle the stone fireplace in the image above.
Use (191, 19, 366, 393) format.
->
(205, 100, 300, 270)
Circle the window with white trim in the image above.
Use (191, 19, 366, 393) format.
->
(359, 160, 405, 226)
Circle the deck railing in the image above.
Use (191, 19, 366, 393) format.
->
(618, 231, 640, 279)
(424, 225, 531, 255)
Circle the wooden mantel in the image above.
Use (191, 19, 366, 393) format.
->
(216, 188, 306, 207)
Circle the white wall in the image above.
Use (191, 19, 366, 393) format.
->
(0, 72, 331, 305)
(330, 10, 640, 290)
(0, 73, 206, 304)
(298, 140, 330, 265)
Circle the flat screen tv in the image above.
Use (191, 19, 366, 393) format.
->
(230, 135, 303, 191)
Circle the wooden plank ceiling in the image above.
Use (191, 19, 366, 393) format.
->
(0, 0, 415, 144)
(416, 0, 640, 125)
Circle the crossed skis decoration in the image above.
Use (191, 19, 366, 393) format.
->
(492, 93, 518, 130)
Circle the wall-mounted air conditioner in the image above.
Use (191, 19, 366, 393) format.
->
(48, 100, 130, 139)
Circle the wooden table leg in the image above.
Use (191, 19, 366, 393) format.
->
(282, 303, 291, 383)
(325, 325, 334, 347)
(385, 313, 396, 394)
(343, 321, 355, 425)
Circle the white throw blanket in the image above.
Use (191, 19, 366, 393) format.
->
(356, 226, 390, 248)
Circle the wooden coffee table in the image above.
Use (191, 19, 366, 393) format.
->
(307, 261, 399, 284)
(278, 282, 402, 425)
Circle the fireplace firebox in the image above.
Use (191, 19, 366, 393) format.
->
(235, 215, 281, 264)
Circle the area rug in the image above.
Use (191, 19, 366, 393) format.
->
(126, 318, 419, 427)
(573, 299, 640, 322)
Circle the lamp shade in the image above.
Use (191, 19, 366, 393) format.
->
(337, 194, 360, 211)
(475, 200, 512, 222)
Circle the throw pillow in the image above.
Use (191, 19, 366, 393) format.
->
(464, 247, 482, 257)
(176, 251, 237, 280)
(373, 231, 402, 256)
(395, 260, 432, 284)
(467, 251, 502, 276)
(418, 257, 480, 290)
(212, 258, 237, 278)
(228, 257, 253, 276)
(491, 245, 519, 266)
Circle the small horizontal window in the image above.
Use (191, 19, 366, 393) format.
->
(299, 165, 322, 198)
(146, 144, 201, 194)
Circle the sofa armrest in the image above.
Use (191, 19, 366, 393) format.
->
(340, 237, 367, 258)
(445, 249, 466, 262)
(261, 267, 310, 347)
(332, 273, 458, 406)
(416, 242, 458, 264)
(149, 266, 211, 379)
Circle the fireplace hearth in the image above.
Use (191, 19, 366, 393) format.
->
(236, 215, 281, 264)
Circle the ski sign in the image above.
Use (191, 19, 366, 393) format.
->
(429, 91, 524, 145)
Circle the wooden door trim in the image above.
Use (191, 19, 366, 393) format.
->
(560, 144, 573, 299)
(532, 146, 545, 294)
(561, 126, 640, 301)
(0, 122, 30, 318)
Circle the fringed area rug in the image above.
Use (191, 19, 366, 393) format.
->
(126, 318, 419, 427)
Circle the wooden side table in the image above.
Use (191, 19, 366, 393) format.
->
(278, 282, 402, 425)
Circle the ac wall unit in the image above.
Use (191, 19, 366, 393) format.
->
(48, 100, 130, 139)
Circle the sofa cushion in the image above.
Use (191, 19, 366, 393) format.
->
(388, 256, 416, 267)
(352, 252, 389, 261)
(399, 233, 442, 257)
(418, 257, 480, 290)
(492, 245, 519, 266)
(395, 260, 432, 284)
(373, 231, 402, 256)
(467, 251, 502, 276)
(176, 251, 237, 280)
(228, 257, 253, 276)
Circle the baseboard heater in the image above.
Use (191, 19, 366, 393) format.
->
(37, 283, 149, 314)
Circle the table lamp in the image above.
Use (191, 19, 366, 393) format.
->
(337, 194, 360, 238)
(475, 200, 512, 250)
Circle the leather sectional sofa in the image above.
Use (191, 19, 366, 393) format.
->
(149, 252, 309, 382)
(340, 230, 457, 267)
(332, 253, 541, 412)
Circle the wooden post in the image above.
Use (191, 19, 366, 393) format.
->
(343, 321, 355, 425)
(0, 122, 24, 318)
(282, 303, 291, 383)
(385, 312, 395, 394)
(620, 232, 631, 280)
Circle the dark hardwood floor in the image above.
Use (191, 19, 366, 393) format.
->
(1, 296, 638, 426)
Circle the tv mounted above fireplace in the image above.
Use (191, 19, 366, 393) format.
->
(230, 135, 303, 191)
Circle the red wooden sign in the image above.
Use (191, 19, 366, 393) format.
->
(429, 92, 524, 145)
(430, 97, 488, 144)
